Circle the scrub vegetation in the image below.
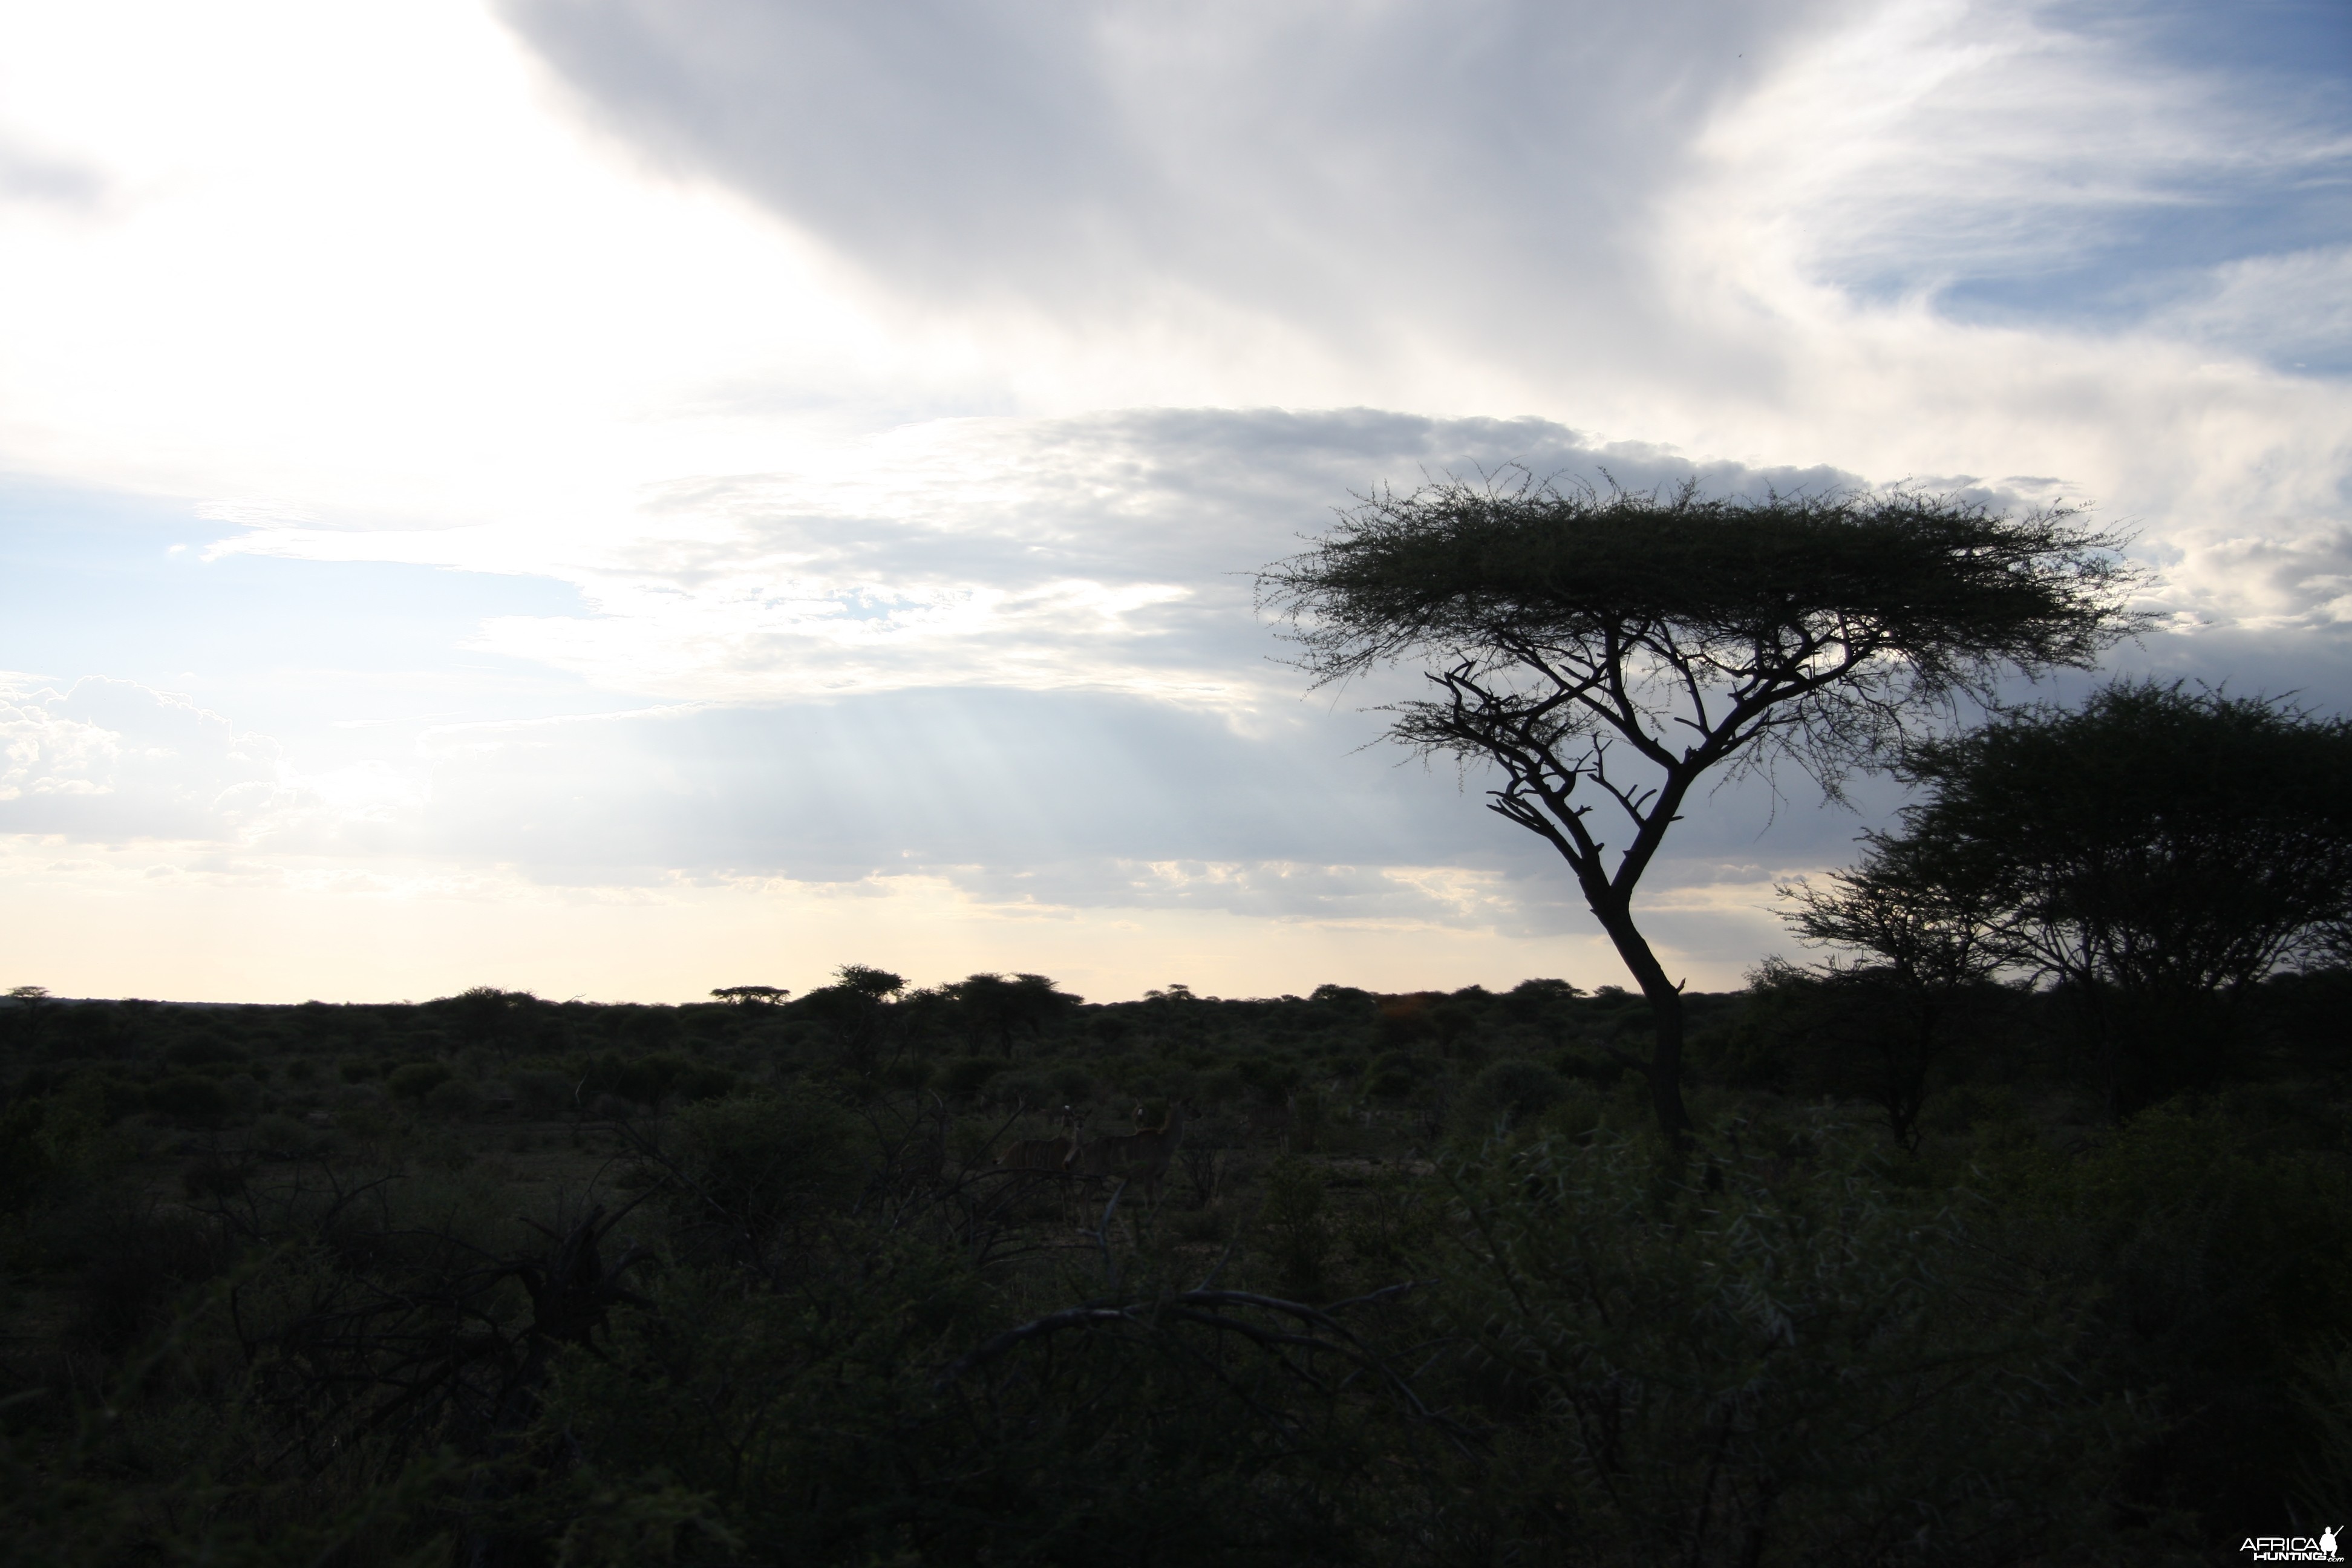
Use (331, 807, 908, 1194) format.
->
(2, 951, 2348, 1565)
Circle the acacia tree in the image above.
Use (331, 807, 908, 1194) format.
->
(1259, 475, 2140, 1143)
(1873, 681, 2352, 1111)
(945, 972, 1082, 1058)
(1777, 835, 2011, 1148)
(802, 963, 905, 1074)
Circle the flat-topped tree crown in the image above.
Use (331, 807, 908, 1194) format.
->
(1259, 473, 2143, 1145)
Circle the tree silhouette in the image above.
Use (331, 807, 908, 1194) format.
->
(1866, 681, 2352, 1111)
(801, 964, 904, 1074)
(945, 972, 1080, 1059)
(1261, 474, 2141, 1142)
(1775, 834, 2011, 1148)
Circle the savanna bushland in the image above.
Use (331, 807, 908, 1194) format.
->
(2, 951, 2347, 1566)
(5, 486, 2350, 1564)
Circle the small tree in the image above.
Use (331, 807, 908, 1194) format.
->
(802, 964, 905, 1074)
(1260, 475, 2140, 1143)
(427, 985, 541, 1063)
(711, 984, 791, 1007)
(944, 972, 1080, 1059)
(1776, 836, 2011, 1148)
(1874, 681, 2352, 1111)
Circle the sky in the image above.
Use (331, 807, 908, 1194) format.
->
(0, 0, 2346, 1005)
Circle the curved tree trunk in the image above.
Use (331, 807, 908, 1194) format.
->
(1589, 895, 1692, 1146)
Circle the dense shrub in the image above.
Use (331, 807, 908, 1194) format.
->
(248, 1111, 322, 1158)
(0, 1098, 56, 1214)
(1985, 1104, 2352, 1535)
(670, 1063, 737, 1103)
(145, 1073, 229, 1125)
(1449, 1057, 1569, 1139)
(932, 1055, 998, 1100)
(511, 1068, 575, 1117)
(385, 1061, 451, 1100)
(1361, 1049, 1426, 1099)
(578, 1050, 694, 1108)
(1259, 1154, 1334, 1299)
(652, 1089, 863, 1274)
(423, 1077, 485, 1120)
(1432, 1125, 2158, 1563)
(162, 1036, 246, 1070)
(51, 1200, 235, 1354)
(984, 1070, 1053, 1109)
(1, 978, 2343, 1561)
(220, 1072, 264, 1116)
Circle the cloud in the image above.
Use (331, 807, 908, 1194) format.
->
(0, 677, 282, 841)
(0, 130, 104, 211)
(1687, 1, 2351, 333)
(501, 0, 2350, 374)
(213, 407, 1867, 704)
(0, 665, 1889, 946)
(2141, 246, 2352, 376)
(498, 0, 1829, 338)
(468, 1, 2352, 648)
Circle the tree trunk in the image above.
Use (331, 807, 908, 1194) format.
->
(1590, 895, 1693, 1146)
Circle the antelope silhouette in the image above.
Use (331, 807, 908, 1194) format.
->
(994, 1105, 1079, 1176)
(1070, 1100, 1188, 1208)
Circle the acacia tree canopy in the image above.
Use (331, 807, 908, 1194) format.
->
(1259, 474, 2143, 1143)
(945, 972, 1082, 1058)
(1875, 680, 2352, 1109)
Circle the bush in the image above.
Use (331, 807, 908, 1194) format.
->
(658, 1090, 863, 1272)
(1361, 1050, 1425, 1100)
(423, 1076, 485, 1120)
(249, 1111, 321, 1158)
(220, 1072, 264, 1116)
(0, 1098, 56, 1214)
(985, 1071, 1053, 1110)
(183, 1150, 247, 1200)
(145, 1073, 229, 1125)
(1449, 1057, 1569, 1140)
(1989, 1103, 2352, 1535)
(671, 1064, 739, 1103)
(385, 1061, 452, 1100)
(933, 1056, 998, 1101)
(1432, 1125, 2155, 1563)
(533, 1251, 1387, 1566)
(162, 1036, 246, 1070)
(576, 1050, 694, 1108)
(511, 1068, 575, 1117)
(1198, 1065, 1246, 1106)
(54, 1201, 234, 1353)
(1259, 1154, 1333, 1300)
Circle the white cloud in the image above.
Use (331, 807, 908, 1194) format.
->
(480, 0, 2352, 628)
(2143, 246, 2352, 375)
(0, 677, 284, 840)
(207, 408, 1869, 703)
